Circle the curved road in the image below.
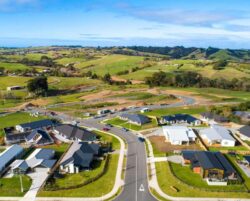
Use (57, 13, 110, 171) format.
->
(36, 95, 196, 201)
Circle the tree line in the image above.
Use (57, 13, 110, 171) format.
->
(145, 71, 250, 92)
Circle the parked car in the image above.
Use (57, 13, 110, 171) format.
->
(103, 127, 110, 131)
(138, 137, 145, 142)
(106, 124, 113, 127)
(122, 127, 129, 132)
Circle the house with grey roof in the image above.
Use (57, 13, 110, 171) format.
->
(201, 112, 229, 124)
(159, 114, 201, 126)
(119, 113, 151, 126)
(10, 160, 29, 174)
(16, 119, 54, 133)
(234, 111, 250, 123)
(60, 141, 100, 174)
(0, 144, 24, 176)
(26, 129, 54, 146)
(238, 125, 250, 141)
(199, 125, 236, 147)
(26, 148, 56, 172)
(182, 150, 238, 183)
(53, 124, 97, 142)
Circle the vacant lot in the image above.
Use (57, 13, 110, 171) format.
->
(149, 136, 202, 156)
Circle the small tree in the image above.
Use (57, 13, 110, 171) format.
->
(27, 77, 48, 96)
(102, 73, 112, 84)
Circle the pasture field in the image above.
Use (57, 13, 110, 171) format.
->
(0, 62, 31, 71)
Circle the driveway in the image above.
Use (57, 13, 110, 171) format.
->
(21, 172, 48, 201)
(238, 163, 250, 178)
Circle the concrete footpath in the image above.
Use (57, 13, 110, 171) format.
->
(146, 138, 250, 201)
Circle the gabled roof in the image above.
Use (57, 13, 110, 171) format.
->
(60, 141, 100, 168)
(119, 113, 150, 124)
(54, 124, 96, 141)
(161, 114, 199, 123)
(239, 126, 250, 138)
(18, 119, 53, 129)
(201, 112, 228, 122)
(200, 125, 235, 142)
(0, 144, 24, 171)
(234, 111, 250, 119)
(26, 129, 54, 145)
(10, 160, 29, 171)
(163, 126, 196, 142)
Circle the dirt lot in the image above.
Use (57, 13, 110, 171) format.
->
(149, 136, 202, 153)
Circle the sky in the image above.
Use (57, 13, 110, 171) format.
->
(1, 0, 250, 48)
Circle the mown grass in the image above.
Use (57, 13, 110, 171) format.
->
(155, 161, 250, 198)
(38, 154, 119, 197)
(0, 175, 32, 197)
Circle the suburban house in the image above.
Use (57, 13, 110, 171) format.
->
(182, 150, 238, 183)
(200, 112, 229, 124)
(25, 148, 56, 172)
(159, 114, 201, 126)
(15, 119, 54, 133)
(199, 125, 236, 147)
(234, 111, 250, 123)
(162, 126, 197, 145)
(119, 113, 151, 126)
(26, 129, 54, 146)
(60, 141, 100, 174)
(0, 144, 24, 176)
(53, 124, 97, 142)
(238, 126, 250, 141)
(10, 160, 29, 174)
(7, 86, 24, 91)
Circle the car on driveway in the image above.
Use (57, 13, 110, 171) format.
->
(138, 137, 145, 142)
(106, 123, 113, 127)
(103, 127, 110, 131)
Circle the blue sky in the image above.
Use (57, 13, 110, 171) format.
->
(1, 0, 250, 48)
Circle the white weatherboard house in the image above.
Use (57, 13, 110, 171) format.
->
(199, 125, 235, 147)
(162, 126, 197, 145)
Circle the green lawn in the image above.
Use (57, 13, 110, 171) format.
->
(38, 154, 119, 197)
(105, 117, 158, 131)
(170, 162, 245, 191)
(0, 62, 31, 71)
(145, 106, 207, 117)
(94, 130, 120, 150)
(209, 146, 248, 152)
(155, 162, 250, 198)
(0, 175, 32, 197)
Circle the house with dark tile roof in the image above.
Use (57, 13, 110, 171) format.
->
(182, 150, 237, 182)
(119, 113, 151, 126)
(16, 119, 54, 133)
(238, 125, 250, 141)
(53, 124, 97, 142)
(159, 114, 201, 126)
(60, 141, 100, 173)
(26, 129, 54, 146)
(201, 112, 229, 124)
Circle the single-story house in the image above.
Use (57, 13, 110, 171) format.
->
(0, 144, 24, 176)
(234, 111, 250, 122)
(238, 126, 250, 141)
(26, 129, 54, 146)
(199, 125, 236, 147)
(200, 112, 229, 124)
(15, 119, 54, 133)
(26, 148, 56, 172)
(4, 129, 29, 145)
(162, 126, 197, 145)
(119, 113, 151, 126)
(10, 160, 29, 174)
(159, 114, 201, 126)
(60, 141, 100, 174)
(53, 124, 97, 142)
(7, 86, 24, 91)
(182, 150, 237, 181)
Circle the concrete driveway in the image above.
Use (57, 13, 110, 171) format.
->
(21, 172, 48, 201)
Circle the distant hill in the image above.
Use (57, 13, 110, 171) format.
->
(127, 46, 250, 61)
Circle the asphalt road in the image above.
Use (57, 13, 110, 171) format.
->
(33, 95, 196, 201)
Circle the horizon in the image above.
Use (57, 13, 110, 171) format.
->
(1, 0, 250, 48)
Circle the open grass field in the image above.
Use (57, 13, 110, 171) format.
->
(0, 175, 32, 197)
(105, 117, 158, 131)
(0, 62, 31, 71)
(75, 54, 144, 76)
(155, 161, 250, 198)
(144, 106, 207, 117)
(38, 154, 119, 197)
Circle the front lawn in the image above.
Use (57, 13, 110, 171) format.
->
(155, 162, 250, 198)
(0, 175, 32, 197)
(38, 154, 119, 197)
(209, 146, 248, 152)
(94, 130, 120, 150)
(105, 117, 158, 131)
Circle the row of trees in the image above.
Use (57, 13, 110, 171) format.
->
(21, 56, 57, 67)
(145, 71, 250, 91)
